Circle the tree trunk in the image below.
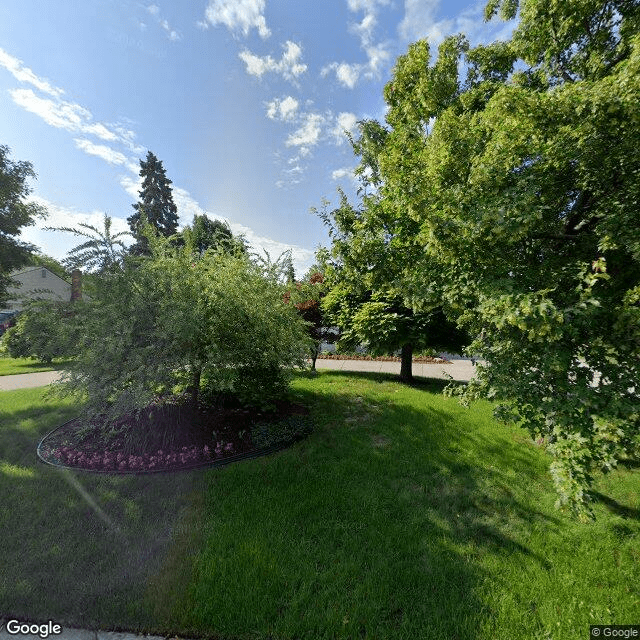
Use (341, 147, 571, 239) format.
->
(311, 342, 319, 371)
(189, 364, 202, 409)
(399, 343, 413, 383)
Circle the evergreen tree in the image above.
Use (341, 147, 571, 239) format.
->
(190, 214, 248, 256)
(127, 151, 178, 255)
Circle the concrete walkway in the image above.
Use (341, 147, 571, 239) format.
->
(0, 621, 189, 640)
(0, 370, 63, 391)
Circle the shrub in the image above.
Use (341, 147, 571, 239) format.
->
(55, 230, 314, 426)
(2, 301, 77, 364)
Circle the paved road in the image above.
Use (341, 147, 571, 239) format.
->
(0, 360, 478, 392)
(311, 357, 478, 381)
(0, 359, 478, 392)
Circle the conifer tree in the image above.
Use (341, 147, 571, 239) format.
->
(127, 151, 178, 255)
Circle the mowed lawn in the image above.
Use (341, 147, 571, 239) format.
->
(1, 371, 638, 640)
(0, 356, 72, 376)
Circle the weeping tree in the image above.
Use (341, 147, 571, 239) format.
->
(53, 223, 313, 430)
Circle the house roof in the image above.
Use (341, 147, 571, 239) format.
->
(9, 266, 71, 284)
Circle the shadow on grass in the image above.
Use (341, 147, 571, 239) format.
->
(592, 491, 640, 520)
(148, 372, 561, 640)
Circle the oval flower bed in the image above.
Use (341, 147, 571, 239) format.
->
(37, 397, 313, 474)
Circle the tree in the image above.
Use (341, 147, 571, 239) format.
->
(179, 214, 248, 257)
(0, 145, 47, 304)
(2, 299, 76, 364)
(250, 248, 298, 285)
(127, 151, 179, 255)
(369, 0, 640, 518)
(55, 225, 313, 427)
(314, 185, 468, 383)
(283, 270, 339, 371)
(45, 213, 131, 273)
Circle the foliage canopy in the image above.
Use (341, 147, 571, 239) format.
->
(0, 145, 47, 303)
(320, 0, 640, 518)
(55, 227, 313, 423)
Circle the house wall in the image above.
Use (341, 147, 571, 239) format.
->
(0, 267, 72, 313)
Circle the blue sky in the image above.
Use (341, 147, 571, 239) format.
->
(0, 0, 514, 277)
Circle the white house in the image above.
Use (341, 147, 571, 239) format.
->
(0, 267, 75, 314)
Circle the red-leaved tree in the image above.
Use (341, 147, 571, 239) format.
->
(284, 272, 339, 371)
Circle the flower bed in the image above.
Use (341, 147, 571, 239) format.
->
(37, 399, 313, 474)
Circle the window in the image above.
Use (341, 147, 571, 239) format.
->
(42, 269, 47, 278)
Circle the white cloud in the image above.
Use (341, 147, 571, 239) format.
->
(265, 95, 299, 121)
(363, 42, 390, 76)
(122, 178, 315, 275)
(202, 0, 270, 38)
(119, 174, 143, 203)
(331, 167, 354, 181)
(8, 87, 144, 153)
(399, 0, 516, 49)
(0, 47, 65, 98)
(19, 196, 134, 262)
(145, 4, 181, 41)
(285, 113, 325, 152)
(239, 41, 307, 82)
(322, 0, 391, 89)
(24, 192, 316, 277)
(330, 112, 358, 145)
(321, 62, 363, 89)
(73, 139, 132, 167)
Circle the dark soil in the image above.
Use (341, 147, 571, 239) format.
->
(38, 396, 311, 474)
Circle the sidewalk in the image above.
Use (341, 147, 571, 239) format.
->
(0, 621, 189, 640)
(0, 370, 63, 391)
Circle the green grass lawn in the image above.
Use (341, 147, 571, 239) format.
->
(0, 355, 73, 376)
(1, 371, 638, 639)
